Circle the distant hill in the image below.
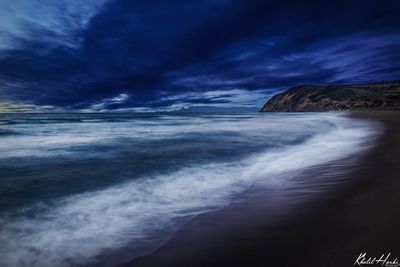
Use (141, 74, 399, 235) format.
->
(173, 106, 258, 113)
(260, 81, 400, 112)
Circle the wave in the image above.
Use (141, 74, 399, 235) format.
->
(0, 113, 340, 160)
(0, 114, 378, 267)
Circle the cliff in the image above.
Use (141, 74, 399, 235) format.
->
(260, 81, 400, 112)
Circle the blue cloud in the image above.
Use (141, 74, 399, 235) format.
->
(0, 0, 399, 111)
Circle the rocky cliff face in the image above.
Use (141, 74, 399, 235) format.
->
(261, 81, 400, 112)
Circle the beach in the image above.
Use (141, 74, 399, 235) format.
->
(122, 111, 400, 267)
(0, 112, 397, 267)
(1, 1, 399, 266)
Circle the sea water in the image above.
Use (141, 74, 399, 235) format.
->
(0, 112, 377, 267)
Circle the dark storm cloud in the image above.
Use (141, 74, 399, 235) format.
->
(0, 0, 399, 111)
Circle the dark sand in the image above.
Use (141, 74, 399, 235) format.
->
(121, 111, 400, 267)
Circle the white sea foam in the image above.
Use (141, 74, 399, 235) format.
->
(0, 114, 378, 267)
(0, 114, 336, 159)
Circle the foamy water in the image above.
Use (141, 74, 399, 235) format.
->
(0, 113, 378, 267)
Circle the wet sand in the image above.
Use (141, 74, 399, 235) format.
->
(121, 111, 400, 267)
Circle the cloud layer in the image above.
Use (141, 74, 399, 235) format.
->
(0, 0, 399, 111)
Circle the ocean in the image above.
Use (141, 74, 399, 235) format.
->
(0, 112, 377, 267)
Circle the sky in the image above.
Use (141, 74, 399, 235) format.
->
(0, 0, 399, 112)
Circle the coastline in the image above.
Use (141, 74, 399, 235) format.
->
(121, 111, 400, 267)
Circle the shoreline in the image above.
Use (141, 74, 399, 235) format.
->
(121, 111, 400, 267)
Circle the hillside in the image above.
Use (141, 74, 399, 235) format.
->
(261, 81, 400, 112)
